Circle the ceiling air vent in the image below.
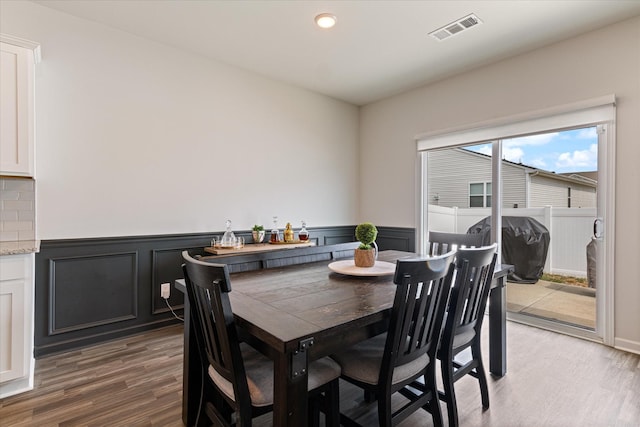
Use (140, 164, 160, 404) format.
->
(429, 13, 482, 41)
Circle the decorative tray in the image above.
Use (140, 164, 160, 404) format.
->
(268, 240, 312, 245)
(328, 260, 396, 277)
(204, 241, 315, 255)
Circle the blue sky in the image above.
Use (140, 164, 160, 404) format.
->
(466, 127, 598, 173)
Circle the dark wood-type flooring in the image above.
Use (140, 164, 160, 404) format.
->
(1, 321, 639, 426)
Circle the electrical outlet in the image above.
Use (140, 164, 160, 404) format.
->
(161, 282, 171, 299)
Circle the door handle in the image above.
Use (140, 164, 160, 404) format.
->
(593, 218, 603, 239)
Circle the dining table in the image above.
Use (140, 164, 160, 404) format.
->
(175, 249, 512, 427)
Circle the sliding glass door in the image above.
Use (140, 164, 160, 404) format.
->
(417, 99, 615, 344)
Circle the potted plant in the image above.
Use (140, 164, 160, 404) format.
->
(251, 224, 265, 243)
(354, 222, 378, 267)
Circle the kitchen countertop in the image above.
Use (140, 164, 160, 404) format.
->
(0, 240, 40, 255)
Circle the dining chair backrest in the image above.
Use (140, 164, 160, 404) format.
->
(445, 244, 498, 345)
(380, 250, 457, 382)
(181, 251, 253, 417)
(438, 244, 498, 427)
(428, 231, 484, 256)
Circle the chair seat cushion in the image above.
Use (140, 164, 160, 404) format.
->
(453, 328, 476, 350)
(209, 343, 341, 408)
(331, 333, 429, 386)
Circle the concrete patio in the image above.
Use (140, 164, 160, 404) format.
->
(506, 280, 596, 329)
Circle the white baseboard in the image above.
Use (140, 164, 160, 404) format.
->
(0, 374, 34, 399)
(614, 337, 640, 355)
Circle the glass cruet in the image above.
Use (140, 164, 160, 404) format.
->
(221, 219, 237, 247)
(298, 220, 309, 241)
(270, 216, 280, 243)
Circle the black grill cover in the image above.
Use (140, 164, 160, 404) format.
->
(467, 216, 550, 284)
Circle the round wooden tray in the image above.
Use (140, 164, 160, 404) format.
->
(328, 260, 396, 277)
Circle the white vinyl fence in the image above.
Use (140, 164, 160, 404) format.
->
(427, 205, 596, 277)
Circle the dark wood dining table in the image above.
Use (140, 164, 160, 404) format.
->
(175, 250, 512, 427)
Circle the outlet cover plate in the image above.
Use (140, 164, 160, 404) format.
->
(161, 283, 171, 299)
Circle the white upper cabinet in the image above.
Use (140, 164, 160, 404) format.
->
(0, 36, 39, 177)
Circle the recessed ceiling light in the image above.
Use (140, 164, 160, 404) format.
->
(315, 13, 337, 29)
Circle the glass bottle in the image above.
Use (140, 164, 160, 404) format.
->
(270, 216, 280, 243)
(298, 221, 309, 241)
(221, 219, 237, 248)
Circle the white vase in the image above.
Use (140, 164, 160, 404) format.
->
(252, 230, 265, 243)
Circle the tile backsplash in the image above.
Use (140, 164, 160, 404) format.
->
(0, 177, 36, 242)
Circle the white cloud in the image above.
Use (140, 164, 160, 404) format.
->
(504, 133, 559, 148)
(556, 143, 597, 169)
(502, 147, 525, 163)
(528, 158, 548, 169)
(471, 144, 533, 164)
(475, 145, 492, 156)
(575, 128, 597, 139)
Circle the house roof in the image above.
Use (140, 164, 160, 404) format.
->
(457, 148, 597, 188)
(561, 171, 598, 182)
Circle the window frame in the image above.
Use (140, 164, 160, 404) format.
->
(469, 181, 492, 208)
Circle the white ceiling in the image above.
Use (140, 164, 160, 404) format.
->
(34, 0, 640, 106)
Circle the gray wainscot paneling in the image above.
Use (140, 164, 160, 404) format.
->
(36, 233, 209, 357)
(34, 225, 414, 356)
(376, 226, 416, 252)
(49, 251, 138, 334)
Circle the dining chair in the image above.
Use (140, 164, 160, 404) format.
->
(428, 231, 484, 255)
(331, 250, 457, 427)
(181, 251, 342, 427)
(437, 244, 498, 427)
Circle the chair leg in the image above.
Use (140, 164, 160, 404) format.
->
(377, 389, 393, 427)
(308, 394, 321, 427)
(311, 379, 341, 427)
(472, 343, 490, 409)
(203, 381, 234, 427)
(204, 401, 233, 427)
(441, 358, 459, 427)
(430, 399, 444, 427)
(364, 390, 376, 403)
(325, 379, 340, 427)
(422, 371, 444, 427)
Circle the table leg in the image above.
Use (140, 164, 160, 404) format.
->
(488, 276, 507, 377)
(273, 350, 309, 426)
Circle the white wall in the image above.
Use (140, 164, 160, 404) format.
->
(360, 17, 640, 351)
(0, 1, 359, 239)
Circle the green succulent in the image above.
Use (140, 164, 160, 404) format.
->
(355, 222, 378, 250)
(252, 224, 264, 232)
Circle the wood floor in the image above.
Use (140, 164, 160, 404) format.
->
(1, 321, 638, 427)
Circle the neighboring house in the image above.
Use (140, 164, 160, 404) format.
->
(427, 148, 597, 209)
